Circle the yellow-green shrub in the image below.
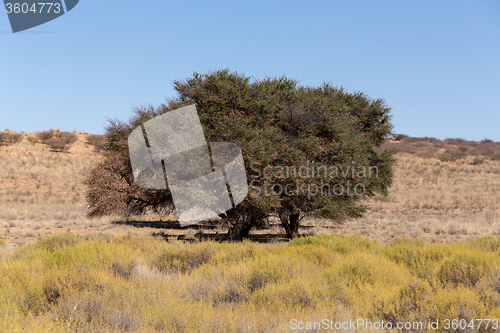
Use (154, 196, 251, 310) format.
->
(437, 250, 493, 287)
(1, 233, 500, 332)
(289, 233, 382, 255)
(152, 240, 219, 273)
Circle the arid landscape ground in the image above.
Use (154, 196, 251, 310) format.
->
(2, 130, 500, 332)
(1, 131, 499, 248)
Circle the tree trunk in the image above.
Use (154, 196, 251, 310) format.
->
(227, 217, 252, 241)
(227, 211, 266, 241)
(279, 212, 301, 239)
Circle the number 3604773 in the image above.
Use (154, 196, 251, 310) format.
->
(5, 3, 62, 14)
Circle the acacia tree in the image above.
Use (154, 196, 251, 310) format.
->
(86, 69, 394, 239)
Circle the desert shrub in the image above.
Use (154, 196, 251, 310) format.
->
(46, 138, 67, 152)
(26, 135, 38, 145)
(0, 132, 24, 146)
(85, 134, 106, 152)
(400, 136, 421, 144)
(415, 149, 436, 159)
(444, 138, 468, 146)
(481, 139, 494, 144)
(11, 133, 23, 143)
(437, 251, 492, 287)
(86, 69, 394, 239)
(250, 276, 323, 309)
(491, 153, 500, 161)
(33, 233, 82, 252)
(473, 142, 500, 160)
(383, 239, 449, 278)
(392, 133, 408, 141)
(419, 136, 441, 143)
(36, 129, 56, 142)
(380, 136, 444, 160)
(381, 140, 417, 155)
(289, 233, 381, 255)
(85, 134, 105, 145)
(86, 148, 174, 217)
(55, 131, 78, 145)
(38, 131, 78, 152)
(439, 148, 467, 162)
(111, 260, 136, 280)
(471, 156, 485, 165)
(152, 241, 218, 273)
(0, 133, 7, 147)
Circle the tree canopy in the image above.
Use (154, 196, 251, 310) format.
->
(86, 69, 395, 239)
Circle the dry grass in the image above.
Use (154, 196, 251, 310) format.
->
(368, 153, 500, 213)
(0, 132, 119, 247)
(302, 151, 500, 243)
(350, 152, 500, 243)
(0, 138, 93, 219)
(381, 136, 500, 161)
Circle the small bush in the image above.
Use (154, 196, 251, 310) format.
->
(471, 156, 485, 165)
(392, 133, 408, 141)
(85, 134, 106, 152)
(46, 138, 67, 152)
(420, 136, 441, 143)
(153, 242, 218, 273)
(85, 134, 105, 145)
(437, 252, 491, 287)
(0, 132, 24, 146)
(55, 132, 78, 145)
(444, 138, 468, 146)
(38, 131, 78, 152)
(34, 233, 82, 252)
(439, 148, 466, 162)
(491, 152, 500, 161)
(26, 135, 38, 145)
(37, 129, 56, 142)
(400, 136, 421, 144)
(111, 261, 135, 280)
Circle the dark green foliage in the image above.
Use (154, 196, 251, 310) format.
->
(86, 69, 395, 238)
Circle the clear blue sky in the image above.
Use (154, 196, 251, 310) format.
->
(1, 1, 499, 140)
